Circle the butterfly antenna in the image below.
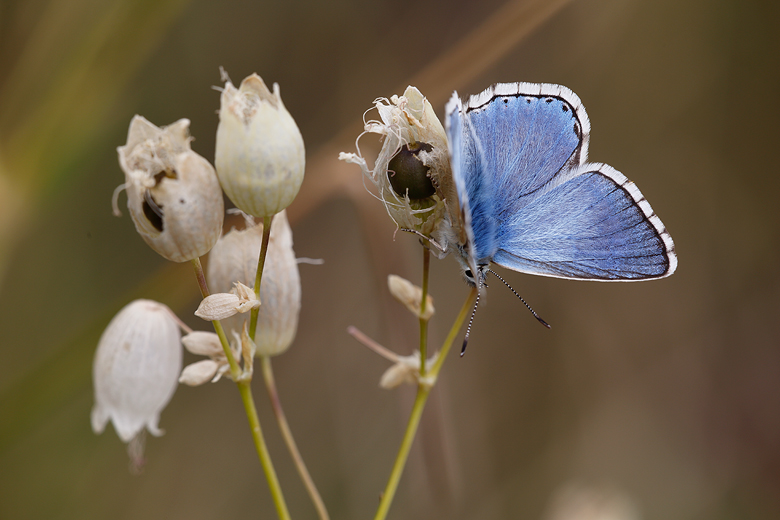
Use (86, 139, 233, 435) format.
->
(461, 292, 480, 356)
(486, 269, 551, 329)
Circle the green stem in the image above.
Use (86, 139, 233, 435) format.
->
(191, 258, 240, 376)
(373, 287, 477, 520)
(238, 379, 292, 520)
(373, 385, 429, 520)
(190, 257, 291, 520)
(249, 214, 274, 340)
(418, 246, 430, 376)
(261, 356, 330, 520)
(428, 287, 477, 379)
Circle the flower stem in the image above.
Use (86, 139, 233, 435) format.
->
(373, 385, 429, 520)
(261, 356, 330, 520)
(191, 258, 240, 376)
(373, 286, 477, 520)
(190, 257, 291, 520)
(237, 379, 292, 520)
(418, 246, 431, 376)
(249, 214, 274, 340)
(429, 287, 477, 379)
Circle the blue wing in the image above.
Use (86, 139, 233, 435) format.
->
(446, 82, 676, 281)
(493, 163, 676, 280)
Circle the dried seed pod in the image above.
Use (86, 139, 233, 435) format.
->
(117, 116, 224, 262)
(91, 299, 182, 443)
(207, 210, 300, 356)
(339, 86, 452, 246)
(215, 73, 305, 218)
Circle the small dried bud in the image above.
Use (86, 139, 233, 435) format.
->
(388, 274, 434, 320)
(179, 331, 238, 386)
(379, 351, 438, 389)
(207, 210, 301, 357)
(215, 72, 305, 217)
(116, 116, 224, 262)
(193, 281, 260, 321)
(91, 300, 183, 444)
(179, 359, 220, 386)
(181, 330, 224, 357)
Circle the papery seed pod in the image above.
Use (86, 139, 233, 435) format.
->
(117, 116, 224, 262)
(215, 73, 305, 218)
(207, 210, 300, 356)
(91, 299, 183, 443)
(339, 86, 453, 248)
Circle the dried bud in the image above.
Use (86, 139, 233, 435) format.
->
(207, 210, 301, 356)
(215, 72, 305, 217)
(178, 359, 220, 386)
(179, 331, 238, 386)
(91, 300, 182, 444)
(379, 351, 438, 389)
(388, 274, 434, 320)
(116, 116, 224, 262)
(193, 281, 260, 321)
(339, 86, 454, 248)
(181, 330, 224, 357)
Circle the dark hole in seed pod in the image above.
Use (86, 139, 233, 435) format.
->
(387, 142, 436, 200)
(154, 168, 178, 185)
(143, 190, 164, 232)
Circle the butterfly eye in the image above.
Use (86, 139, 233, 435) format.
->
(387, 142, 436, 200)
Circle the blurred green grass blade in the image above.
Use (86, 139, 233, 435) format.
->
(0, 0, 191, 288)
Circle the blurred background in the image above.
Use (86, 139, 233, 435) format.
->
(1, 0, 778, 518)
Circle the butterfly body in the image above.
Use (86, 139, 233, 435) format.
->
(444, 83, 677, 288)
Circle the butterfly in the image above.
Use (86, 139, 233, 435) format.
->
(443, 82, 677, 291)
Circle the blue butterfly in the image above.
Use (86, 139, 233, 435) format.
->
(443, 83, 677, 291)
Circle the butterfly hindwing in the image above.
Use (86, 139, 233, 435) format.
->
(492, 163, 677, 280)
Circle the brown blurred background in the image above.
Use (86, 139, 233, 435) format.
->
(1, 0, 778, 518)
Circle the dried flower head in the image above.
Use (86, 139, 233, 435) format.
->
(91, 300, 183, 445)
(339, 86, 457, 250)
(207, 210, 301, 356)
(116, 116, 224, 262)
(215, 72, 305, 218)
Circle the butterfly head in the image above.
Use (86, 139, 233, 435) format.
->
(452, 241, 488, 288)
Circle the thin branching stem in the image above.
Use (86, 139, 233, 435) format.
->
(190, 257, 291, 520)
(261, 356, 330, 520)
(373, 284, 478, 520)
(237, 379, 291, 520)
(190, 258, 240, 376)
